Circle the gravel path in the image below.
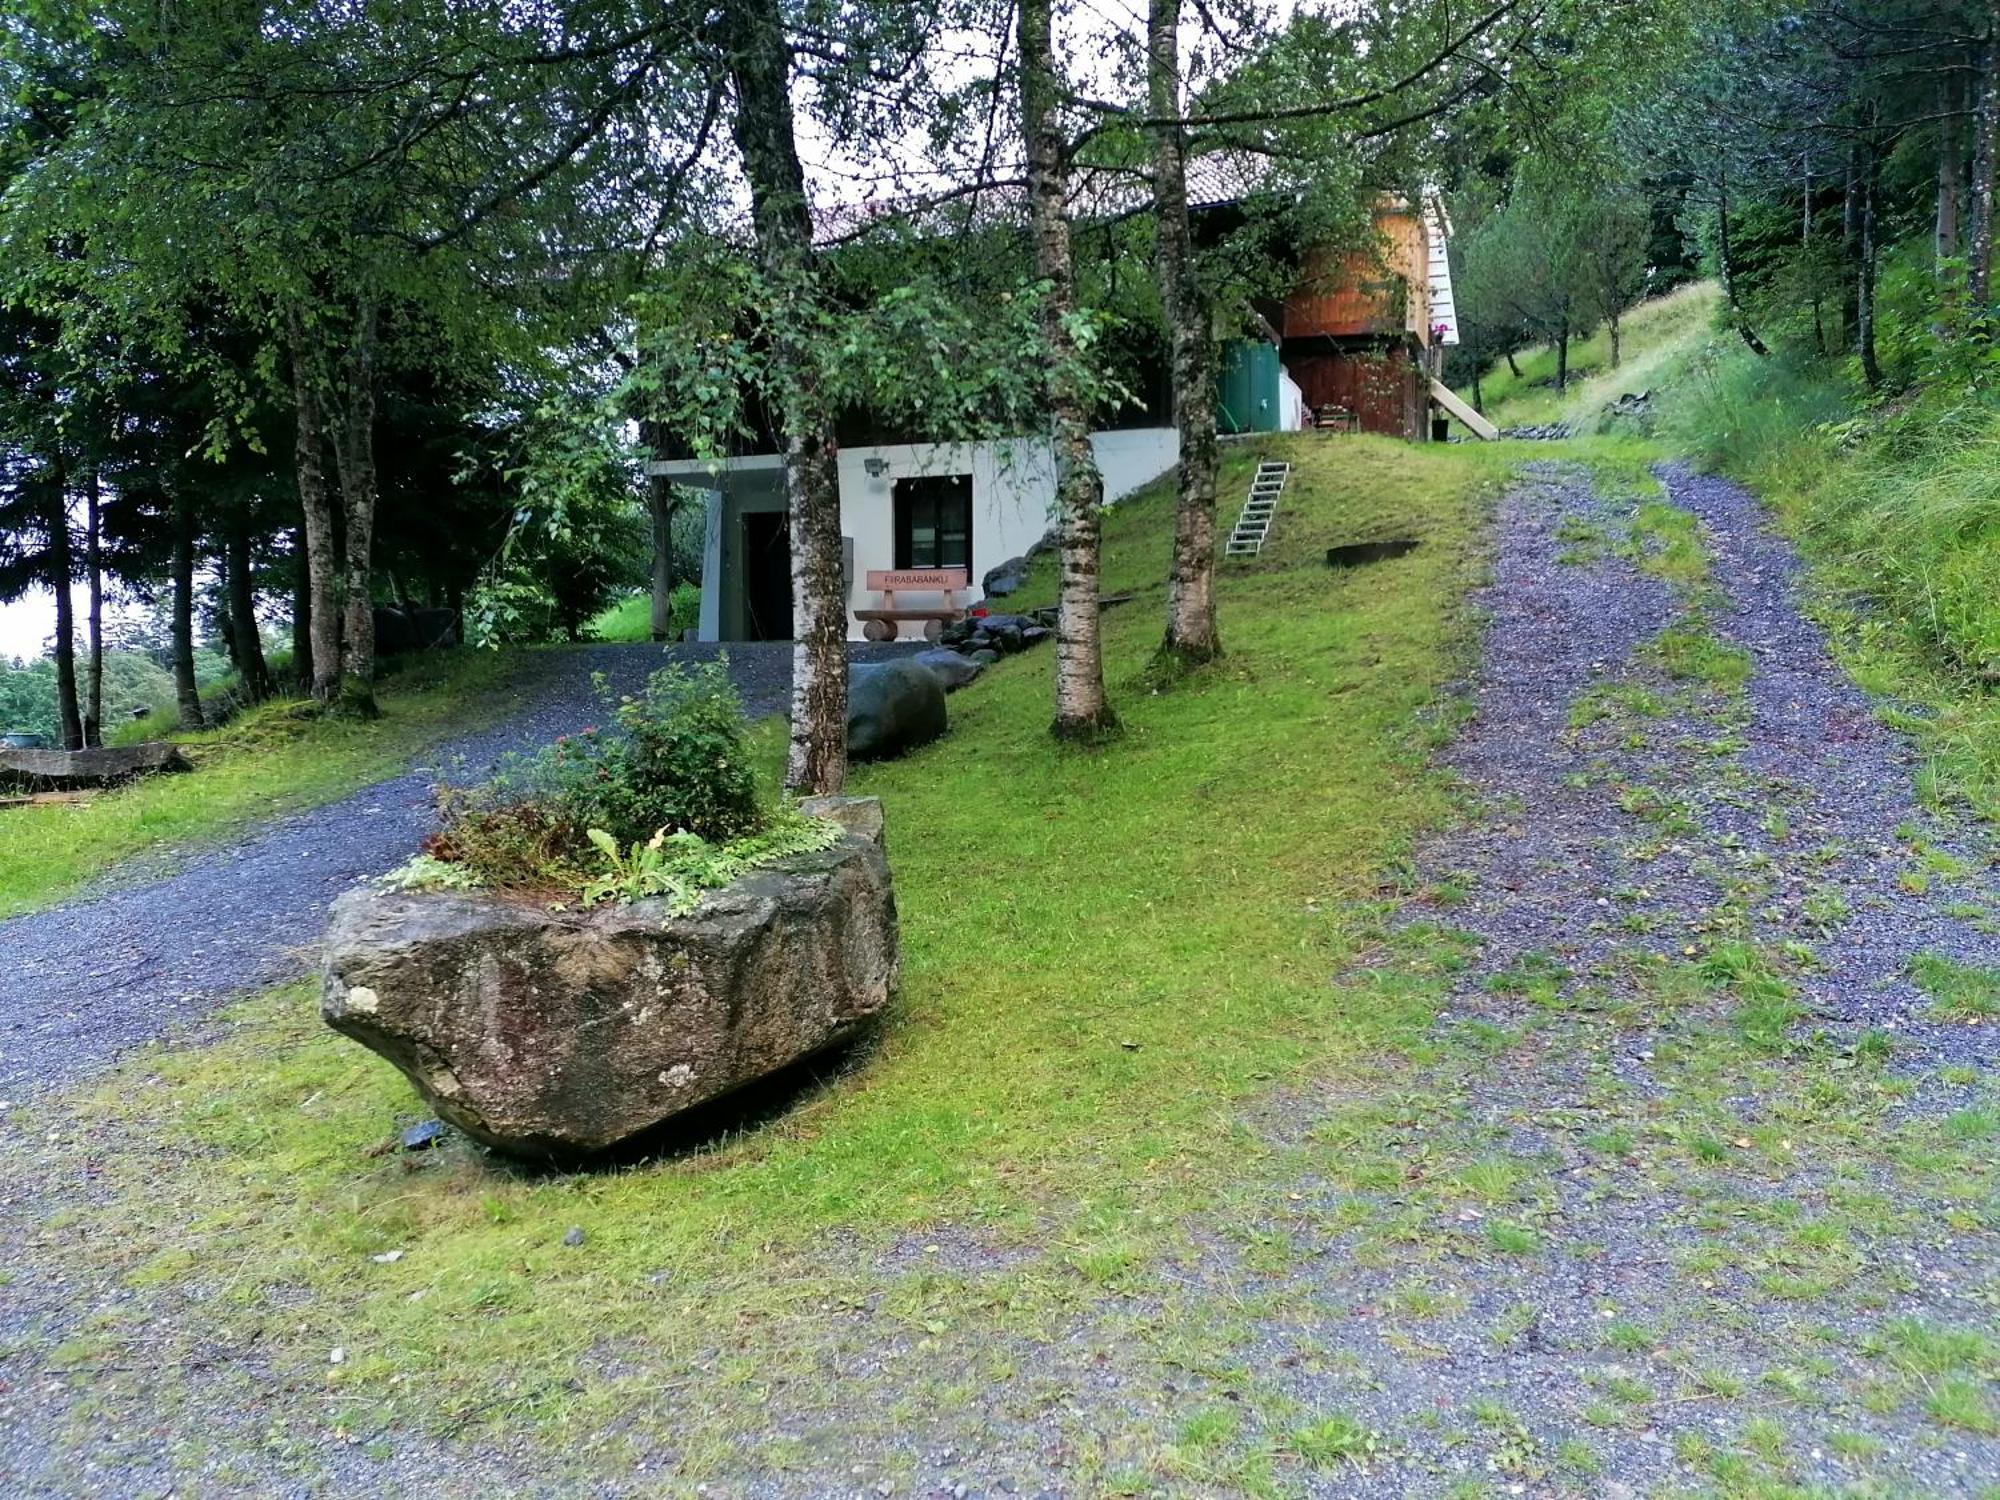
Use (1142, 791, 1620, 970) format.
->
(0, 642, 915, 1100)
(1218, 460, 2000, 1495)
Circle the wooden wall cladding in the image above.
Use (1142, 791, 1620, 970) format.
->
(1282, 206, 1430, 344)
(1286, 348, 1426, 441)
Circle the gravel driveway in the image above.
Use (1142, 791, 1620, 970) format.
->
(0, 642, 915, 1100)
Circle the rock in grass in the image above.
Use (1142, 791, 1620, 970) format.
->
(981, 555, 1029, 597)
(911, 648, 984, 693)
(847, 660, 947, 761)
(974, 621, 1023, 654)
(400, 1119, 448, 1152)
(321, 810, 899, 1160)
(798, 794, 886, 848)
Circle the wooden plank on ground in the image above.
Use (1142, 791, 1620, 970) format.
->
(1429, 380, 1500, 441)
(0, 742, 192, 787)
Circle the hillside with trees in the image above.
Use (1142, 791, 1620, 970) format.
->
(2, 2, 1999, 1495)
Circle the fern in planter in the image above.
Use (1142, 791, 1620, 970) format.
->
(384, 662, 844, 908)
(579, 810, 842, 915)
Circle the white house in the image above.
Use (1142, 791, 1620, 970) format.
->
(650, 428, 1179, 643)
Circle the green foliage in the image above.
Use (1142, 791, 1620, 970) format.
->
(426, 661, 766, 894)
(625, 236, 1113, 458)
(590, 584, 701, 644)
(578, 810, 840, 914)
(378, 852, 484, 893)
(553, 663, 761, 846)
(465, 406, 649, 646)
(423, 794, 594, 893)
(1290, 1412, 1379, 1467)
(0, 649, 182, 741)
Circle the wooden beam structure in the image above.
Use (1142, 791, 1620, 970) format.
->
(1429, 380, 1499, 441)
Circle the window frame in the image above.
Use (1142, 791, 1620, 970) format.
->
(892, 474, 974, 573)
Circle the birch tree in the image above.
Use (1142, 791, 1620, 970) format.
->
(1021, 0, 1118, 741)
(1149, 0, 1222, 672)
(721, 0, 850, 793)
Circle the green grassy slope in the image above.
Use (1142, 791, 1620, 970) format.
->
(28, 432, 1519, 1464)
(1472, 281, 1721, 430)
(588, 584, 700, 643)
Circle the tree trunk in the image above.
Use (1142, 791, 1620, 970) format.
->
(83, 466, 103, 748)
(1149, 0, 1221, 672)
(1022, 0, 1117, 740)
(1842, 136, 1864, 341)
(171, 495, 204, 728)
(1608, 310, 1622, 370)
(47, 456, 82, 752)
(724, 0, 848, 794)
(289, 323, 343, 702)
(1716, 170, 1771, 357)
(227, 524, 274, 701)
(1970, 30, 1999, 314)
(290, 527, 312, 690)
(1806, 152, 1827, 356)
(1860, 132, 1884, 390)
(1939, 67, 1965, 283)
(1555, 317, 1570, 391)
(330, 306, 381, 718)
(1471, 363, 1483, 412)
(649, 478, 677, 642)
(1505, 350, 1522, 380)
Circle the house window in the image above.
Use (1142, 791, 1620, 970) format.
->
(893, 475, 973, 571)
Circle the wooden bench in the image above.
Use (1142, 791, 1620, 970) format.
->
(852, 568, 970, 642)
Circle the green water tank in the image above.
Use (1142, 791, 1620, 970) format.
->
(1216, 340, 1282, 433)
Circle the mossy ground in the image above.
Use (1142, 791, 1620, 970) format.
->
(6, 433, 1517, 1489)
(7, 428, 1993, 1496)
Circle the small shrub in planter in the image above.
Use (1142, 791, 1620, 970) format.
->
(408, 660, 830, 908)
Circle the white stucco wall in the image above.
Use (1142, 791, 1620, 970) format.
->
(655, 426, 1180, 642)
(1278, 366, 1307, 431)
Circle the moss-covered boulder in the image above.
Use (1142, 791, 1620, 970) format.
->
(321, 800, 898, 1159)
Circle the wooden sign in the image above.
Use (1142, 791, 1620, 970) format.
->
(865, 569, 968, 592)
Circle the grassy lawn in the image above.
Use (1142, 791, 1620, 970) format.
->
(0, 650, 514, 917)
(588, 592, 655, 641)
(13, 433, 1520, 1479)
(589, 584, 700, 643)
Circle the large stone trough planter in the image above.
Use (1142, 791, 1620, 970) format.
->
(321, 798, 897, 1160)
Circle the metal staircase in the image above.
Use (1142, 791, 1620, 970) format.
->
(1225, 460, 1291, 558)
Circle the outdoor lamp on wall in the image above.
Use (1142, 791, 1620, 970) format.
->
(863, 456, 890, 479)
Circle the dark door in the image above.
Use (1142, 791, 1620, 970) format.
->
(742, 510, 793, 640)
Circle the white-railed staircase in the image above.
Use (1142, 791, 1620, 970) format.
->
(1224, 460, 1291, 558)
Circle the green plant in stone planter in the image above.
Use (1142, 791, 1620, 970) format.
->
(405, 660, 833, 906)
